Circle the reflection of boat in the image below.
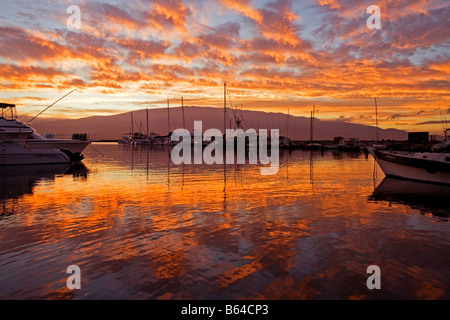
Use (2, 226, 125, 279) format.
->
(0, 103, 90, 155)
(367, 147, 450, 185)
(0, 163, 71, 195)
(370, 177, 450, 218)
(0, 141, 70, 165)
(65, 162, 89, 178)
(0, 163, 71, 216)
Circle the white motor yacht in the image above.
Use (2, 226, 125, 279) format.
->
(0, 103, 90, 156)
(0, 141, 70, 165)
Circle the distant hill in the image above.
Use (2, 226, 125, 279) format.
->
(22, 106, 408, 141)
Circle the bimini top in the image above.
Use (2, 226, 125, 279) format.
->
(0, 103, 17, 120)
(0, 103, 15, 108)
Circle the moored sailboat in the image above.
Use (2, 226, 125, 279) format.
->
(305, 105, 322, 150)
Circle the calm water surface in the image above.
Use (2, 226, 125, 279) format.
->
(0, 143, 449, 299)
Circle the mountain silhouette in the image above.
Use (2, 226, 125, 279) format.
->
(23, 106, 407, 141)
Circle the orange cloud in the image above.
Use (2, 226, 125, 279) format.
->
(0, 0, 447, 134)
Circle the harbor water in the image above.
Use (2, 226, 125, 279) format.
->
(0, 143, 449, 299)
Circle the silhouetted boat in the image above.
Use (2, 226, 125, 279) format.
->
(323, 136, 344, 150)
(305, 104, 322, 150)
(367, 147, 450, 185)
(305, 142, 322, 150)
(340, 138, 363, 151)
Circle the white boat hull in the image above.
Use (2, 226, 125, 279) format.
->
(367, 147, 450, 185)
(27, 139, 90, 154)
(0, 143, 70, 165)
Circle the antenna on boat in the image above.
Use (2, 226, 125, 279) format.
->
(27, 89, 76, 124)
(439, 107, 448, 135)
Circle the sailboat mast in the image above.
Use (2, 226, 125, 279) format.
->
(146, 108, 149, 137)
(167, 98, 170, 134)
(224, 83, 226, 134)
(287, 108, 290, 138)
(375, 98, 379, 142)
(131, 112, 134, 133)
(181, 97, 185, 130)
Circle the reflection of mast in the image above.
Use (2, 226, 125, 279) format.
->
(167, 148, 171, 191)
(146, 146, 149, 181)
(309, 151, 315, 192)
(223, 159, 227, 212)
(131, 143, 134, 171)
(286, 150, 289, 185)
(223, 83, 227, 211)
(373, 158, 378, 191)
(181, 163, 185, 191)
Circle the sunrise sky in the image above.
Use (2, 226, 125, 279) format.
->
(0, 0, 448, 134)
